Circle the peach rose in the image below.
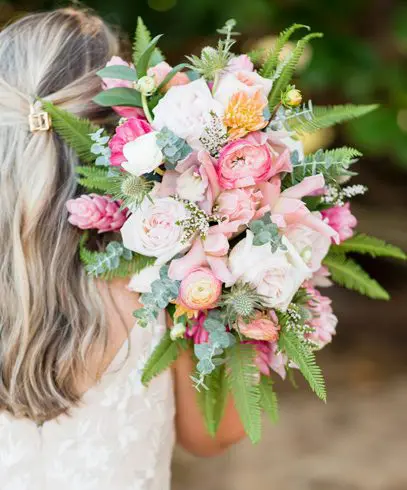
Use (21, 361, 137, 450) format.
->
(238, 311, 280, 342)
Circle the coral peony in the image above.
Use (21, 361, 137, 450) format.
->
(179, 267, 222, 310)
(148, 61, 190, 92)
(321, 203, 357, 242)
(109, 117, 152, 167)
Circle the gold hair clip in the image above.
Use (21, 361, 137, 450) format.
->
(28, 104, 52, 133)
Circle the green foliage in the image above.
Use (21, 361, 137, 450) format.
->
(96, 65, 137, 81)
(249, 212, 286, 251)
(259, 376, 279, 424)
(133, 17, 165, 68)
(247, 48, 266, 65)
(136, 34, 164, 78)
(332, 234, 406, 260)
(260, 24, 310, 78)
(279, 329, 327, 402)
(41, 100, 98, 164)
(156, 127, 193, 167)
(226, 343, 262, 444)
(287, 104, 379, 135)
(93, 88, 142, 108)
(76, 166, 114, 193)
(323, 252, 390, 300)
(268, 32, 323, 112)
(197, 365, 229, 437)
(287, 147, 361, 186)
(141, 330, 180, 385)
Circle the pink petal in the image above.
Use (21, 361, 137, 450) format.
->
(206, 255, 235, 284)
(282, 174, 325, 199)
(168, 239, 207, 281)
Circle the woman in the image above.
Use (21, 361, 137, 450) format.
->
(0, 8, 245, 489)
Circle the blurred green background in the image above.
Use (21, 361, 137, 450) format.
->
(1, 1, 407, 489)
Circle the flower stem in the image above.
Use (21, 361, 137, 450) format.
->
(141, 94, 153, 124)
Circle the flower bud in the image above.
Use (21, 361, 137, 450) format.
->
(201, 46, 218, 59)
(282, 87, 302, 108)
(135, 75, 156, 96)
(170, 322, 187, 341)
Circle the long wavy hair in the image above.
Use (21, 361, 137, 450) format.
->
(0, 8, 120, 423)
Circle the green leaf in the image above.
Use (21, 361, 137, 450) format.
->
(226, 343, 262, 444)
(96, 65, 137, 81)
(260, 24, 310, 78)
(133, 17, 165, 67)
(156, 63, 189, 91)
(76, 166, 114, 193)
(323, 252, 390, 300)
(259, 376, 279, 424)
(332, 234, 406, 260)
(287, 104, 379, 135)
(198, 365, 229, 437)
(268, 32, 323, 112)
(100, 255, 156, 280)
(279, 330, 327, 402)
(141, 330, 180, 385)
(136, 34, 164, 78)
(93, 88, 142, 108)
(41, 100, 98, 164)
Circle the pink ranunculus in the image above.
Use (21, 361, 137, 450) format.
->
(108, 117, 152, 167)
(305, 286, 338, 349)
(185, 312, 210, 344)
(148, 61, 190, 92)
(66, 194, 126, 233)
(179, 267, 222, 310)
(237, 311, 280, 342)
(227, 55, 254, 73)
(216, 187, 262, 226)
(321, 203, 357, 242)
(216, 132, 292, 189)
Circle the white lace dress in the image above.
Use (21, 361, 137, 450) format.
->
(0, 313, 175, 490)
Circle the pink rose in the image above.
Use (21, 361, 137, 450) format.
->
(216, 132, 291, 189)
(108, 117, 152, 167)
(66, 194, 126, 233)
(321, 203, 357, 242)
(179, 267, 222, 310)
(227, 55, 254, 73)
(185, 312, 210, 344)
(147, 61, 190, 92)
(216, 187, 262, 226)
(237, 311, 280, 342)
(305, 286, 338, 349)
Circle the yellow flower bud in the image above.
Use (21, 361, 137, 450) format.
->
(135, 75, 156, 96)
(283, 88, 302, 108)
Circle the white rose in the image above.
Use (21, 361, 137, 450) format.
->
(214, 72, 273, 108)
(228, 230, 311, 311)
(152, 78, 223, 150)
(127, 264, 161, 293)
(176, 165, 208, 202)
(284, 218, 331, 273)
(121, 196, 189, 265)
(122, 131, 163, 176)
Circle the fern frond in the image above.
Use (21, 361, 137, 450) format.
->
(332, 234, 406, 260)
(100, 255, 156, 280)
(260, 24, 310, 78)
(41, 100, 98, 164)
(323, 252, 390, 300)
(226, 343, 262, 444)
(247, 48, 266, 65)
(259, 376, 279, 424)
(133, 17, 164, 68)
(76, 166, 114, 193)
(279, 330, 327, 402)
(287, 104, 379, 134)
(268, 32, 323, 112)
(141, 331, 179, 385)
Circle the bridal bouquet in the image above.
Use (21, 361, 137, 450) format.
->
(43, 19, 406, 442)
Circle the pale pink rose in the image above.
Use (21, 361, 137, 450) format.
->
(66, 194, 126, 233)
(305, 286, 338, 349)
(148, 61, 190, 92)
(179, 267, 222, 310)
(214, 71, 273, 107)
(108, 117, 152, 167)
(248, 341, 288, 379)
(102, 56, 144, 119)
(227, 55, 254, 73)
(216, 187, 262, 226)
(238, 311, 280, 342)
(185, 312, 210, 344)
(176, 165, 208, 202)
(321, 203, 357, 242)
(216, 132, 292, 189)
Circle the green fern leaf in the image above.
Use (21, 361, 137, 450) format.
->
(279, 330, 327, 402)
(141, 330, 180, 385)
(260, 24, 310, 78)
(41, 100, 98, 164)
(268, 32, 323, 112)
(259, 376, 279, 424)
(226, 343, 262, 444)
(247, 48, 266, 65)
(198, 365, 229, 437)
(76, 166, 115, 193)
(133, 17, 165, 68)
(323, 252, 390, 300)
(287, 104, 379, 134)
(100, 255, 156, 280)
(332, 234, 406, 260)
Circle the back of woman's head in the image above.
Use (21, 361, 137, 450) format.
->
(0, 8, 119, 423)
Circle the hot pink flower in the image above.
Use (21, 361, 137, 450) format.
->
(108, 117, 152, 167)
(66, 194, 126, 233)
(247, 341, 288, 379)
(227, 55, 254, 73)
(179, 267, 222, 310)
(216, 132, 292, 189)
(185, 312, 210, 344)
(321, 203, 357, 242)
(305, 286, 338, 349)
(147, 61, 190, 92)
(237, 310, 280, 342)
(216, 187, 262, 227)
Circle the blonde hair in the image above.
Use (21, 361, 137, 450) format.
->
(0, 8, 120, 423)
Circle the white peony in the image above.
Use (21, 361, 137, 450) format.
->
(121, 196, 189, 265)
(228, 230, 311, 311)
(122, 131, 163, 176)
(213, 72, 273, 108)
(176, 165, 208, 202)
(152, 78, 223, 150)
(127, 265, 161, 293)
